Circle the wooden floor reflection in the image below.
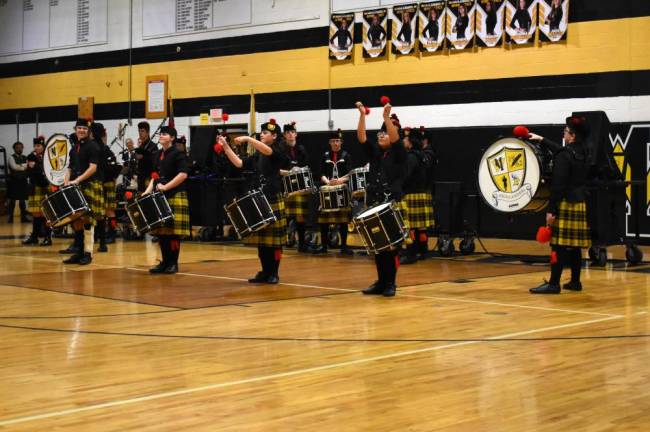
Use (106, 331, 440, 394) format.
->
(0, 222, 649, 431)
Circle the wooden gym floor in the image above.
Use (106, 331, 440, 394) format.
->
(0, 221, 649, 431)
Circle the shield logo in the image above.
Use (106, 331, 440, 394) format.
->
(48, 139, 68, 171)
(487, 146, 526, 193)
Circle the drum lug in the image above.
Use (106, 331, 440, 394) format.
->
(437, 235, 455, 257)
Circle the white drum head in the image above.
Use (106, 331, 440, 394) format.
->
(43, 133, 71, 186)
(477, 137, 542, 213)
(357, 202, 391, 219)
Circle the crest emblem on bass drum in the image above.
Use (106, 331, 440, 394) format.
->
(487, 147, 526, 193)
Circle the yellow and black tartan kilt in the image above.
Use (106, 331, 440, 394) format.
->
(396, 199, 411, 245)
(152, 191, 191, 237)
(551, 200, 591, 248)
(80, 179, 106, 219)
(103, 181, 117, 212)
(244, 194, 286, 248)
(285, 193, 310, 223)
(28, 185, 49, 214)
(318, 208, 351, 224)
(403, 192, 434, 229)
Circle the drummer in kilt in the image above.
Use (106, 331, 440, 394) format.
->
(23, 136, 52, 246)
(220, 119, 289, 284)
(528, 116, 591, 294)
(312, 129, 353, 255)
(63, 119, 105, 265)
(281, 122, 311, 253)
(400, 128, 435, 264)
(90, 122, 121, 252)
(144, 126, 190, 274)
(356, 102, 408, 297)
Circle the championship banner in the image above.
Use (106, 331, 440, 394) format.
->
(43, 133, 71, 186)
(329, 13, 354, 60)
(505, 0, 538, 45)
(390, 4, 418, 56)
(446, 0, 476, 51)
(419, 1, 447, 53)
(538, 0, 568, 42)
(476, 0, 505, 47)
(362, 8, 388, 58)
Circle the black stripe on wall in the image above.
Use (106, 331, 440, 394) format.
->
(1, 0, 649, 79)
(2, 70, 649, 125)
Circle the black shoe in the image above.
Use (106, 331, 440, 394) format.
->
(399, 254, 418, 265)
(530, 282, 561, 294)
(59, 244, 80, 254)
(311, 246, 328, 255)
(248, 271, 268, 283)
(339, 247, 354, 256)
(163, 264, 178, 274)
(297, 244, 309, 253)
(383, 284, 397, 297)
(39, 237, 52, 246)
(21, 216, 31, 223)
(149, 261, 167, 274)
(97, 243, 108, 253)
(22, 234, 38, 245)
(362, 281, 385, 295)
(78, 252, 92, 265)
(7, 216, 13, 223)
(63, 253, 83, 264)
(563, 281, 582, 291)
(266, 275, 280, 284)
(105, 236, 116, 244)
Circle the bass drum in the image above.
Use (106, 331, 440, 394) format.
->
(477, 137, 551, 213)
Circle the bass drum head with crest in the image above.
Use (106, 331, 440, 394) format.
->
(43, 133, 72, 186)
(477, 137, 549, 213)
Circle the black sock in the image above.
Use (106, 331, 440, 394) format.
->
(169, 236, 181, 266)
(339, 224, 348, 248)
(97, 219, 106, 245)
(74, 229, 84, 253)
(270, 248, 282, 277)
(258, 246, 269, 275)
(569, 248, 582, 282)
(320, 225, 329, 250)
(31, 218, 39, 237)
(296, 223, 306, 246)
(549, 246, 565, 286)
(374, 254, 385, 284)
(384, 250, 398, 285)
(39, 217, 51, 238)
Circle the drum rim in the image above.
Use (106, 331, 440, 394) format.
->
(320, 184, 348, 192)
(355, 201, 393, 219)
(476, 136, 546, 214)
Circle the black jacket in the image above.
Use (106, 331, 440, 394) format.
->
(155, 146, 190, 197)
(26, 153, 49, 187)
(367, 23, 386, 46)
(363, 140, 407, 205)
(547, 5, 563, 31)
(330, 29, 353, 50)
(321, 150, 351, 181)
(423, 19, 439, 40)
(404, 149, 433, 194)
(545, 139, 589, 214)
(511, 8, 531, 31)
(286, 144, 309, 169)
(69, 138, 101, 182)
(397, 22, 412, 43)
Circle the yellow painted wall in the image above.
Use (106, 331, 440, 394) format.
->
(1, 17, 649, 111)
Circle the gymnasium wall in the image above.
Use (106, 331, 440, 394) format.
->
(1, 0, 649, 241)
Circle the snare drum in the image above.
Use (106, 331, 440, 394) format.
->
(41, 184, 90, 228)
(126, 191, 175, 235)
(477, 137, 551, 213)
(353, 201, 409, 254)
(282, 166, 315, 196)
(348, 166, 369, 199)
(224, 189, 277, 238)
(319, 184, 350, 212)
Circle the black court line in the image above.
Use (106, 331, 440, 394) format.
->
(0, 322, 648, 344)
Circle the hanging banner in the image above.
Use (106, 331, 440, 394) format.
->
(390, 4, 418, 56)
(329, 13, 355, 60)
(538, 0, 568, 42)
(505, 0, 538, 45)
(419, 1, 447, 53)
(476, 0, 505, 47)
(446, 0, 476, 50)
(362, 8, 388, 58)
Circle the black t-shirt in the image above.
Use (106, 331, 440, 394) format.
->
(403, 150, 430, 194)
(135, 138, 157, 177)
(155, 146, 190, 196)
(242, 145, 288, 198)
(26, 153, 49, 186)
(362, 140, 407, 205)
(69, 138, 101, 182)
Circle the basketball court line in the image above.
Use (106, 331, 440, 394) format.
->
(0, 315, 621, 427)
(126, 268, 623, 319)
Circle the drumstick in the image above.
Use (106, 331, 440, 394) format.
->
(512, 154, 522, 165)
